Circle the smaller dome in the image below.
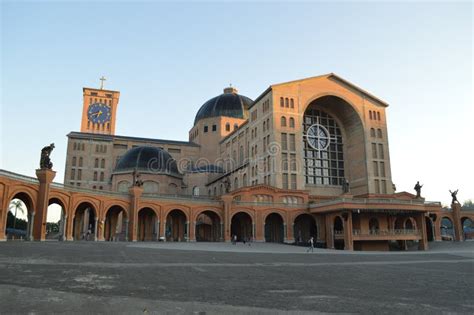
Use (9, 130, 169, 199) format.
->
(194, 87, 253, 125)
(114, 146, 180, 177)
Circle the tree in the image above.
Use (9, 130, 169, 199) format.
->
(463, 199, 473, 207)
(9, 200, 25, 229)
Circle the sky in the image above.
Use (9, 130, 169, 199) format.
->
(1, 1, 473, 222)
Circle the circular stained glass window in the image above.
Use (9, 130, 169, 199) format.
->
(306, 123, 330, 150)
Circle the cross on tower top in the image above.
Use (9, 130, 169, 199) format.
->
(99, 76, 106, 90)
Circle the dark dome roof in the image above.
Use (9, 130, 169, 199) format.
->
(194, 87, 253, 125)
(114, 146, 180, 177)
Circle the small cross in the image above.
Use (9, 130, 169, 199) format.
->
(99, 76, 106, 90)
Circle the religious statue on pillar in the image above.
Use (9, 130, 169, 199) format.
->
(449, 189, 459, 204)
(132, 169, 143, 187)
(39, 143, 55, 169)
(342, 178, 350, 193)
(414, 181, 423, 198)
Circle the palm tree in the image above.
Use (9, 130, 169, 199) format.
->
(9, 200, 25, 229)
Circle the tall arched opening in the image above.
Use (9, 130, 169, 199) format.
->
(231, 212, 252, 242)
(293, 214, 317, 245)
(73, 202, 96, 241)
(196, 211, 221, 242)
(47, 198, 66, 241)
(105, 205, 128, 241)
(441, 217, 454, 241)
(166, 209, 187, 241)
(5, 193, 33, 240)
(425, 217, 434, 242)
(264, 213, 284, 243)
(138, 208, 157, 241)
(462, 217, 473, 240)
(334, 216, 344, 250)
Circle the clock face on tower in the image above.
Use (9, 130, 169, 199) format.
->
(88, 103, 111, 124)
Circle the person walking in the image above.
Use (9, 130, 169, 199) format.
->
(306, 236, 314, 253)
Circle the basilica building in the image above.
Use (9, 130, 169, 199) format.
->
(1, 74, 472, 250)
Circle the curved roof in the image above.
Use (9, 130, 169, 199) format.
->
(114, 146, 180, 177)
(194, 87, 253, 125)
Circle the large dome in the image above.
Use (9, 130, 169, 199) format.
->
(114, 146, 181, 177)
(194, 87, 253, 125)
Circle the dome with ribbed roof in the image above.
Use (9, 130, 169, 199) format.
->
(194, 87, 253, 125)
(114, 146, 180, 177)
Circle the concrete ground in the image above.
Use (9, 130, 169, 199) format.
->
(0, 241, 473, 314)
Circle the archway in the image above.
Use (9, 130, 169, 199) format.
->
(333, 216, 344, 250)
(264, 213, 284, 243)
(73, 202, 96, 241)
(369, 218, 379, 234)
(5, 193, 33, 240)
(196, 211, 221, 242)
(425, 217, 434, 242)
(231, 212, 252, 242)
(293, 214, 317, 245)
(105, 205, 127, 241)
(440, 217, 454, 241)
(461, 217, 473, 240)
(138, 208, 157, 241)
(166, 209, 187, 241)
(47, 198, 66, 241)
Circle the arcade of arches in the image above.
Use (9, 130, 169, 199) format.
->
(1, 170, 473, 251)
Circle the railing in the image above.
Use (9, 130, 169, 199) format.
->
(0, 169, 39, 183)
(352, 229, 420, 236)
(232, 201, 306, 208)
(310, 197, 441, 208)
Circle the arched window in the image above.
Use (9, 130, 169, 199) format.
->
(280, 97, 284, 107)
(94, 158, 99, 168)
(93, 171, 98, 181)
(72, 157, 76, 166)
(100, 172, 104, 181)
(263, 120, 266, 131)
(225, 123, 230, 132)
(290, 98, 294, 108)
(289, 117, 295, 128)
(243, 173, 247, 186)
(369, 110, 373, 120)
(377, 129, 382, 138)
(234, 177, 238, 190)
(285, 98, 289, 107)
(234, 123, 238, 130)
(73, 143, 77, 150)
(118, 181, 131, 193)
(377, 112, 381, 121)
(369, 218, 379, 233)
(79, 157, 83, 167)
(303, 108, 344, 186)
(101, 159, 105, 168)
(213, 187, 217, 196)
(239, 145, 244, 164)
(143, 181, 159, 194)
(281, 116, 287, 127)
(267, 118, 270, 129)
(192, 186, 200, 196)
(370, 128, 375, 137)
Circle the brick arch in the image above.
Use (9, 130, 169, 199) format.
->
(192, 207, 223, 223)
(303, 91, 364, 126)
(48, 193, 69, 210)
(230, 208, 256, 222)
(73, 201, 99, 218)
(7, 186, 38, 212)
(163, 206, 190, 221)
(262, 209, 287, 225)
(71, 198, 100, 218)
(103, 201, 130, 220)
(138, 204, 160, 219)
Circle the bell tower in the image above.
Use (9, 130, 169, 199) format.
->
(80, 77, 120, 135)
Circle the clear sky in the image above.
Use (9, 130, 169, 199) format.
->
(1, 0, 473, 214)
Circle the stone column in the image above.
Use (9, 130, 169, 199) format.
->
(343, 212, 354, 251)
(416, 213, 428, 250)
(28, 212, 35, 241)
(128, 186, 143, 242)
(185, 221, 190, 242)
(33, 169, 56, 241)
(161, 220, 166, 241)
(124, 219, 129, 241)
(452, 203, 463, 241)
(60, 214, 67, 241)
(219, 222, 224, 242)
(325, 215, 334, 249)
(283, 223, 287, 243)
(222, 195, 233, 242)
(155, 220, 160, 241)
(94, 217, 98, 241)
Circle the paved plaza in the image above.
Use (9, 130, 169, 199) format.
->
(0, 241, 473, 314)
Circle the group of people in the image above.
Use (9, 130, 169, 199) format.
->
(231, 234, 252, 246)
